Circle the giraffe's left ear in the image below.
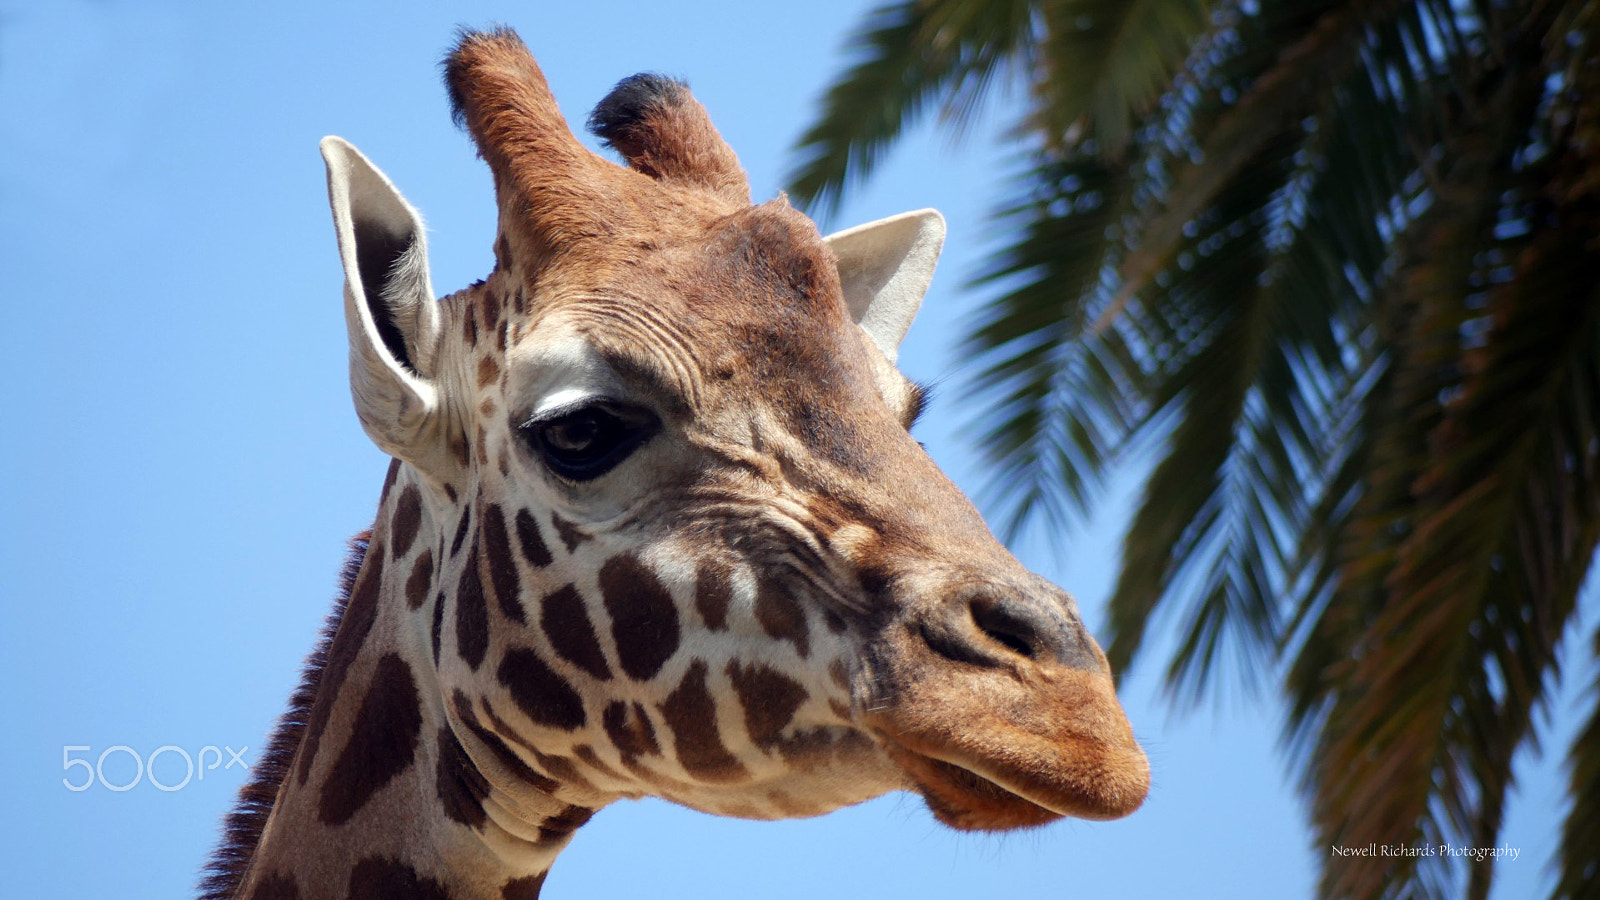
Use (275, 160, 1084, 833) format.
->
(824, 209, 945, 363)
(321, 136, 450, 470)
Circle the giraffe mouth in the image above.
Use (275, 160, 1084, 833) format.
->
(884, 743, 1061, 831)
(881, 732, 1147, 830)
(864, 662, 1151, 830)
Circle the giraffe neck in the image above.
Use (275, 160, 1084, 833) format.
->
(225, 462, 594, 900)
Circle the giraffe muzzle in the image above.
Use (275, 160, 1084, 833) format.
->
(859, 572, 1150, 829)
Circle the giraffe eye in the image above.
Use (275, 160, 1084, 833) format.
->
(522, 401, 658, 482)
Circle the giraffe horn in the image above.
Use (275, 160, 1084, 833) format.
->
(443, 28, 618, 248)
(587, 73, 751, 206)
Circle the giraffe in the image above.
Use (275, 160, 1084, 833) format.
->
(202, 28, 1148, 900)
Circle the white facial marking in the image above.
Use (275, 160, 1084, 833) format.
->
(533, 386, 603, 418)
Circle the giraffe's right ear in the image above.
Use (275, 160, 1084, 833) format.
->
(321, 136, 450, 469)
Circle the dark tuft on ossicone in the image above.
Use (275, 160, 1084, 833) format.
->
(586, 73, 690, 148)
(585, 71, 749, 203)
(442, 25, 525, 131)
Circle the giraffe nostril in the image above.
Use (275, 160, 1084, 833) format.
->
(917, 586, 1089, 669)
(968, 598, 1044, 661)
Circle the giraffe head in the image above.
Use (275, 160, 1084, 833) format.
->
(322, 29, 1146, 835)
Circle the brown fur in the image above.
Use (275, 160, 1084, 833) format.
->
(445, 30, 622, 252)
(588, 73, 750, 204)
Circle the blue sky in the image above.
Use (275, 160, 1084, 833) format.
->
(0, 1, 1590, 897)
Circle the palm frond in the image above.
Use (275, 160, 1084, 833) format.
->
(1030, 0, 1216, 155)
(1101, 0, 1415, 326)
(787, 0, 1035, 220)
(794, 1, 1600, 897)
(1292, 8, 1599, 893)
(1557, 624, 1600, 900)
(964, 151, 1143, 535)
(1100, 129, 1301, 688)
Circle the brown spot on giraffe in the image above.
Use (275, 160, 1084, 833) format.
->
(449, 507, 472, 557)
(435, 725, 490, 828)
(318, 653, 423, 825)
(693, 558, 731, 631)
(726, 660, 807, 750)
(477, 288, 500, 331)
(501, 873, 547, 900)
(480, 504, 525, 623)
(347, 856, 453, 900)
(659, 660, 748, 783)
(599, 553, 680, 681)
(405, 548, 434, 610)
(514, 508, 553, 568)
(477, 354, 501, 388)
(431, 591, 446, 666)
(455, 536, 490, 670)
(753, 578, 809, 659)
(601, 700, 660, 762)
(390, 484, 423, 559)
(462, 297, 479, 345)
(499, 646, 586, 730)
(535, 803, 595, 843)
(540, 583, 612, 680)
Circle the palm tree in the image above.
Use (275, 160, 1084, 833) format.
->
(789, 1, 1600, 898)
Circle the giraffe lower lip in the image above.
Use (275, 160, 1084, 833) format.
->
(885, 745, 1063, 831)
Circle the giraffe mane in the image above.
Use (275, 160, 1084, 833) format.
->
(197, 530, 373, 899)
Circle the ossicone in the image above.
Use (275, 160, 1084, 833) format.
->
(588, 71, 750, 205)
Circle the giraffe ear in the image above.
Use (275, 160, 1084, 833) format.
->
(824, 209, 945, 363)
(321, 136, 448, 466)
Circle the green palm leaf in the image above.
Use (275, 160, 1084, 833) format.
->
(787, 0, 1035, 221)
(1560, 628, 1600, 900)
(792, 0, 1600, 896)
